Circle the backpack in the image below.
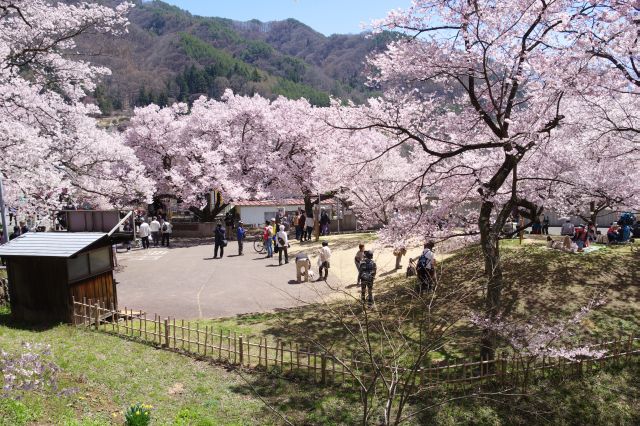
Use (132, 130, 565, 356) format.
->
(359, 260, 375, 282)
(416, 254, 432, 273)
(277, 236, 286, 246)
(162, 223, 168, 232)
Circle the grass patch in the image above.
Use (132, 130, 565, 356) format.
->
(1, 238, 638, 424)
(195, 239, 639, 360)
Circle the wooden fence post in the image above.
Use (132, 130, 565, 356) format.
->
(321, 354, 327, 385)
(204, 326, 209, 356)
(94, 303, 99, 330)
(239, 336, 244, 365)
(164, 318, 169, 348)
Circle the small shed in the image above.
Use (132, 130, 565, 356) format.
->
(0, 232, 116, 324)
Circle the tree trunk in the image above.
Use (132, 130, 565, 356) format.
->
(303, 194, 313, 217)
(479, 201, 503, 362)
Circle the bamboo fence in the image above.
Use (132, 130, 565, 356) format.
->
(72, 298, 640, 391)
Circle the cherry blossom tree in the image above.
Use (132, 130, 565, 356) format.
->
(0, 1, 153, 214)
(126, 91, 332, 219)
(325, 0, 638, 360)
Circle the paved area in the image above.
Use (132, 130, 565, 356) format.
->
(114, 234, 428, 320)
(115, 243, 329, 319)
(114, 229, 573, 320)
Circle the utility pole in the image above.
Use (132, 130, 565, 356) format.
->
(0, 176, 9, 244)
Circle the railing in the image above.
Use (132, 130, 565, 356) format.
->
(72, 299, 640, 390)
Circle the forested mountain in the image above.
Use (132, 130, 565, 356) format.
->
(75, 0, 399, 114)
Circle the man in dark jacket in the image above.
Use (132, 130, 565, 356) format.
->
(236, 221, 246, 255)
(320, 210, 331, 235)
(214, 222, 226, 258)
(358, 250, 377, 305)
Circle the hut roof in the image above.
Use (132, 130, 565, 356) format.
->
(0, 232, 108, 258)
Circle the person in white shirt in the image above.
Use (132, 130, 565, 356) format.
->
(560, 219, 575, 236)
(138, 220, 151, 249)
(161, 220, 172, 247)
(149, 216, 161, 247)
(318, 241, 331, 281)
(305, 215, 314, 241)
(276, 224, 289, 265)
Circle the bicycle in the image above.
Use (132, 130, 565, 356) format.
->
(253, 235, 265, 254)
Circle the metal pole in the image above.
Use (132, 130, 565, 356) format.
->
(336, 198, 340, 234)
(0, 176, 9, 244)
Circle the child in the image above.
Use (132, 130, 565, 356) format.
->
(317, 241, 331, 281)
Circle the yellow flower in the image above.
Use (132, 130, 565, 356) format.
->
(136, 411, 140, 415)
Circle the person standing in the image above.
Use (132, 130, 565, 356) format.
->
(305, 213, 314, 241)
(276, 224, 289, 265)
(542, 215, 550, 235)
(214, 222, 226, 258)
(320, 209, 331, 236)
(161, 219, 172, 247)
(139, 220, 151, 249)
(149, 216, 161, 247)
(358, 250, 377, 305)
(225, 211, 234, 241)
(298, 210, 307, 241)
(236, 221, 246, 255)
(293, 211, 301, 241)
(317, 241, 331, 281)
(19, 221, 29, 234)
(263, 220, 274, 258)
(354, 243, 365, 285)
(413, 241, 436, 294)
(9, 225, 21, 241)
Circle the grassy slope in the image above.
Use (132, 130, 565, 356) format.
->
(0, 310, 276, 425)
(202, 237, 639, 355)
(0, 238, 638, 425)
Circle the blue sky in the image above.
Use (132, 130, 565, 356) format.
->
(159, 0, 413, 35)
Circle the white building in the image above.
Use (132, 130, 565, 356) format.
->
(233, 198, 356, 231)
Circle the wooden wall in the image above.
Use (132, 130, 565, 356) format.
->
(7, 257, 68, 323)
(70, 271, 117, 312)
(7, 258, 116, 324)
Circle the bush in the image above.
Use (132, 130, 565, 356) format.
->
(124, 403, 152, 426)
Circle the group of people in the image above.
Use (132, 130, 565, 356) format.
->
(294, 240, 333, 283)
(548, 214, 637, 252)
(530, 216, 550, 235)
(352, 240, 437, 305)
(261, 218, 290, 264)
(137, 216, 173, 249)
(8, 221, 30, 240)
(354, 244, 377, 305)
(292, 210, 315, 241)
(559, 219, 598, 251)
(212, 220, 247, 258)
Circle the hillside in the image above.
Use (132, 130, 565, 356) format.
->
(1, 239, 639, 424)
(75, 0, 397, 113)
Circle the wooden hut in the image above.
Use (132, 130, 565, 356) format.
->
(0, 232, 117, 323)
